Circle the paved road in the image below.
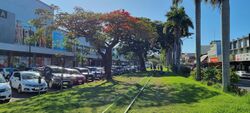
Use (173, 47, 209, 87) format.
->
(9, 89, 57, 102)
(0, 89, 44, 104)
(236, 78, 250, 91)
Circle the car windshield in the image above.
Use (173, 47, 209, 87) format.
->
(5, 68, 12, 72)
(22, 73, 40, 80)
(67, 70, 81, 74)
(80, 69, 89, 73)
(51, 68, 64, 73)
(89, 68, 96, 71)
(0, 75, 6, 83)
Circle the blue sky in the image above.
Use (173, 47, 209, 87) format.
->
(41, 0, 250, 53)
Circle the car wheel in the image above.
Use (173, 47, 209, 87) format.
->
(68, 84, 73, 88)
(4, 99, 10, 103)
(17, 85, 22, 93)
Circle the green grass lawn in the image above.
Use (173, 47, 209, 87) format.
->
(1, 72, 250, 113)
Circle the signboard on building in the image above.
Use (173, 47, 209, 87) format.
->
(209, 57, 219, 63)
(52, 31, 66, 51)
(208, 43, 217, 57)
(0, 9, 7, 19)
(235, 53, 250, 61)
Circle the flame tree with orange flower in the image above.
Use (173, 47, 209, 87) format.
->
(56, 8, 139, 80)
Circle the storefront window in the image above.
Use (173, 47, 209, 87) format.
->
(12, 56, 28, 68)
(0, 56, 8, 68)
(35, 57, 51, 67)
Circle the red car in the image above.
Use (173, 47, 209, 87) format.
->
(65, 68, 86, 85)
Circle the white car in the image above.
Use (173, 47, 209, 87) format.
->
(75, 67, 95, 81)
(87, 67, 104, 79)
(236, 71, 250, 78)
(0, 74, 11, 102)
(10, 71, 48, 93)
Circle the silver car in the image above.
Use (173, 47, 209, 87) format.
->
(236, 71, 250, 78)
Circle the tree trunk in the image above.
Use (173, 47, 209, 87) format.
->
(195, 0, 202, 81)
(172, 40, 176, 72)
(138, 53, 146, 71)
(166, 49, 170, 67)
(221, 0, 230, 92)
(173, 39, 179, 72)
(104, 48, 113, 81)
(176, 40, 181, 72)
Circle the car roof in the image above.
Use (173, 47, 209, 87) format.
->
(75, 67, 89, 70)
(65, 68, 78, 71)
(87, 67, 97, 69)
(46, 65, 63, 68)
(15, 71, 40, 75)
(1, 68, 14, 70)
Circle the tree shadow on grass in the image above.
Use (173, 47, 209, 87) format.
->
(133, 83, 221, 108)
(0, 79, 139, 113)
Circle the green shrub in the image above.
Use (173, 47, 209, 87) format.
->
(190, 68, 205, 79)
(203, 67, 218, 84)
(214, 69, 239, 84)
(190, 67, 243, 95)
(228, 84, 248, 96)
(190, 69, 196, 79)
(190, 67, 239, 84)
(179, 65, 191, 76)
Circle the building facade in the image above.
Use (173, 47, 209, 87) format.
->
(0, 0, 57, 68)
(181, 53, 196, 65)
(230, 35, 250, 72)
(201, 45, 210, 55)
(207, 40, 222, 63)
(204, 35, 250, 72)
(0, 0, 127, 68)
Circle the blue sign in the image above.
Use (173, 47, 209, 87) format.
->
(52, 31, 65, 51)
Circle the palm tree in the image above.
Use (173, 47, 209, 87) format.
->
(207, 0, 230, 92)
(195, 0, 202, 81)
(164, 6, 193, 72)
(172, 0, 202, 80)
(174, 0, 230, 91)
(221, 0, 230, 92)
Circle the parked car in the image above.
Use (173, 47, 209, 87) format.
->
(87, 67, 98, 79)
(9, 71, 48, 93)
(236, 71, 250, 78)
(87, 67, 104, 79)
(96, 67, 105, 79)
(75, 67, 94, 81)
(0, 74, 11, 102)
(64, 68, 86, 85)
(112, 66, 125, 75)
(43, 66, 73, 89)
(0, 68, 17, 80)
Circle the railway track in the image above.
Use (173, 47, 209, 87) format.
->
(102, 76, 151, 113)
